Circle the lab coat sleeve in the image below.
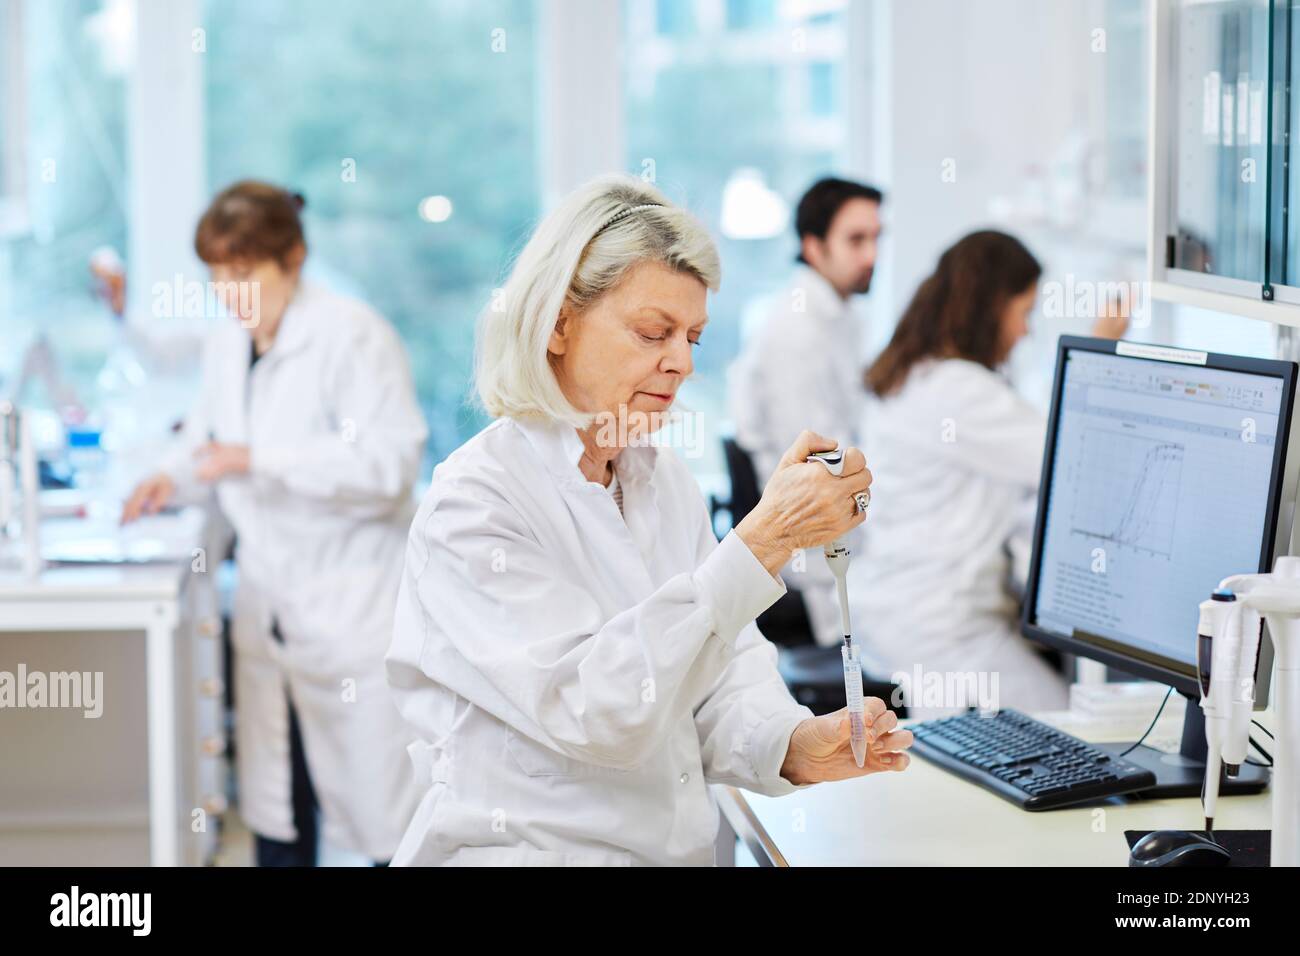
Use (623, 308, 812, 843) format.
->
(250, 318, 427, 508)
(393, 479, 787, 771)
(690, 508, 814, 796)
(155, 333, 218, 505)
(932, 367, 1047, 488)
(1006, 492, 1040, 595)
(692, 625, 814, 796)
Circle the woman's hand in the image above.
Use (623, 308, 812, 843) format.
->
(121, 473, 176, 525)
(195, 441, 250, 483)
(1090, 294, 1130, 340)
(734, 430, 872, 576)
(780, 699, 914, 785)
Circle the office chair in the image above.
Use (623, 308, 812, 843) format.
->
(717, 438, 904, 717)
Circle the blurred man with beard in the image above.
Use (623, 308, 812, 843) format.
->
(729, 177, 882, 647)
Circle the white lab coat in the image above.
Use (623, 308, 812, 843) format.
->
(159, 281, 428, 860)
(728, 264, 866, 647)
(385, 415, 813, 866)
(849, 358, 1069, 717)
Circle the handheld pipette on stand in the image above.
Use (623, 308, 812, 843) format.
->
(1196, 589, 1262, 837)
(807, 449, 872, 767)
(1206, 560, 1300, 867)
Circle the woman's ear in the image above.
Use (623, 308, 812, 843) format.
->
(285, 242, 307, 274)
(548, 308, 571, 356)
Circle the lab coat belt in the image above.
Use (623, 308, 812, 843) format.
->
(408, 741, 450, 785)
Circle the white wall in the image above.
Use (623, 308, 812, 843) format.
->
(127, 0, 206, 327)
(538, 0, 625, 211)
(853, 0, 1148, 395)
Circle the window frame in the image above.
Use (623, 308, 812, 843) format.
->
(1148, 0, 1300, 326)
(0, 0, 30, 239)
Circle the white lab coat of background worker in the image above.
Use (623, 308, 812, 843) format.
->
(123, 183, 428, 864)
(385, 177, 911, 867)
(728, 179, 882, 647)
(849, 231, 1127, 718)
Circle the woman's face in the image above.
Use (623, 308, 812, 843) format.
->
(549, 260, 708, 443)
(209, 249, 302, 333)
(996, 284, 1038, 364)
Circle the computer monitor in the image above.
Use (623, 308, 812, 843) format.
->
(1021, 336, 1299, 794)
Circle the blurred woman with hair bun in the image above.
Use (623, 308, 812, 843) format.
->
(124, 180, 428, 866)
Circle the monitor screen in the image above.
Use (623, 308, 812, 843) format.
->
(1029, 343, 1290, 675)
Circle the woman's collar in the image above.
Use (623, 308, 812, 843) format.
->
(513, 415, 658, 487)
(254, 280, 316, 360)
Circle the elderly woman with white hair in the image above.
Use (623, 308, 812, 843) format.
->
(385, 176, 912, 866)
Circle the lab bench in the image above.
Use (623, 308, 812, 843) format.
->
(715, 708, 1276, 867)
(0, 507, 229, 866)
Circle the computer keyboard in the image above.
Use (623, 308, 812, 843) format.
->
(909, 709, 1157, 810)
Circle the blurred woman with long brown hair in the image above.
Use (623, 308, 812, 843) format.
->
(850, 231, 1125, 717)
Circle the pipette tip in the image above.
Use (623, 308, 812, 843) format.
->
(851, 739, 866, 768)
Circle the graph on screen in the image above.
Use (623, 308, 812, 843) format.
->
(1069, 429, 1184, 557)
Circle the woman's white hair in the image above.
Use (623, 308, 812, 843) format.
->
(475, 174, 721, 428)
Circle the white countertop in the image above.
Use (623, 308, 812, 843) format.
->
(722, 705, 1276, 867)
(0, 503, 206, 602)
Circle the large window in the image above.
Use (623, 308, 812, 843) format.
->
(1154, 0, 1300, 317)
(0, 0, 130, 399)
(0, 0, 26, 237)
(1168, 0, 1270, 284)
(202, 0, 540, 464)
(623, 0, 850, 481)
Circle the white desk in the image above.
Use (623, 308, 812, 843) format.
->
(0, 507, 228, 866)
(717, 708, 1275, 867)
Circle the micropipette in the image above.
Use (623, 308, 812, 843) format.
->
(1197, 590, 1235, 835)
(807, 449, 870, 767)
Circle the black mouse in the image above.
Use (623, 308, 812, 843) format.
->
(1129, 830, 1231, 867)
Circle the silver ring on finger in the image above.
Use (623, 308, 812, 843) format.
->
(854, 490, 871, 514)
